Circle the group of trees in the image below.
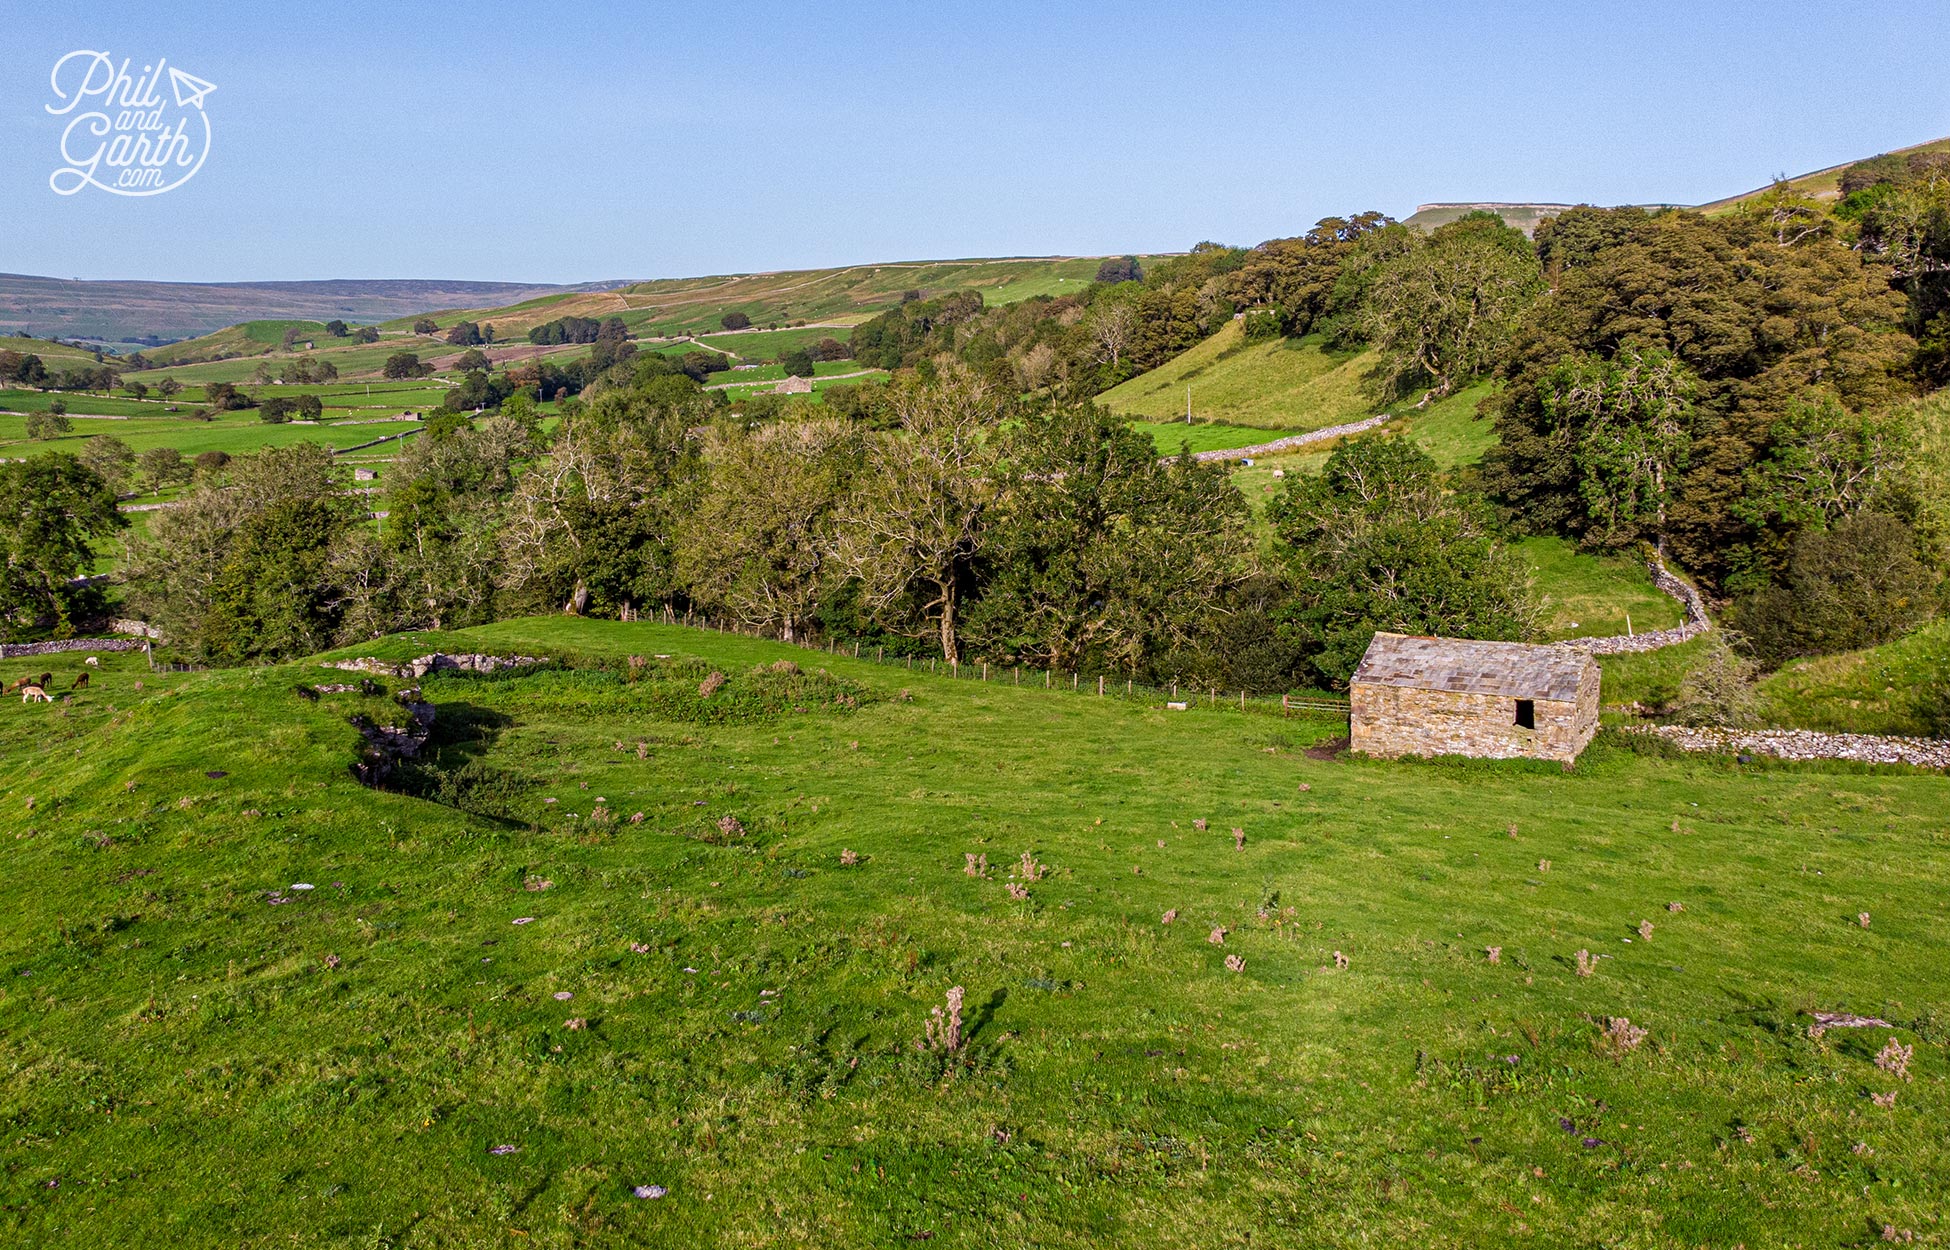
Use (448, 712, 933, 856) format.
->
(445, 321, 494, 347)
(82, 363, 1536, 689)
(11, 169, 1946, 687)
(528, 316, 627, 346)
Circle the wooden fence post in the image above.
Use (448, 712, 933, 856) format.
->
(1098, 675, 1104, 696)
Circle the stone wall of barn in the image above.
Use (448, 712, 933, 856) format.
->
(1350, 680, 1599, 764)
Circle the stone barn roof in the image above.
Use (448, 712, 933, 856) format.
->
(1351, 633, 1591, 703)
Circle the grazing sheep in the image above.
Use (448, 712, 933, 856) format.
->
(21, 686, 51, 704)
(5, 677, 24, 693)
(71, 672, 89, 690)
(84, 656, 98, 667)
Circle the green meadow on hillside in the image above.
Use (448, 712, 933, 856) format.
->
(1100, 323, 1384, 432)
(0, 618, 1943, 1248)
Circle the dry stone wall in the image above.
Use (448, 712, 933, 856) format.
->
(1565, 561, 1712, 655)
(0, 637, 145, 659)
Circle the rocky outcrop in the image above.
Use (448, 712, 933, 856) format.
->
(324, 652, 547, 680)
(348, 690, 437, 786)
(1636, 725, 1950, 771)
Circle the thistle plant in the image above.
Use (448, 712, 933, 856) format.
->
(1485, 946, 1501, 965)
(1875, 1038, 1913, 1082)
(1638, 920, 1654, 941)
(1208, 925, 1227, 946)
(964, 853, 988, 878)
(1575, 949, 1595, 977)
(923, 986, 965, 1053)
(1224, 954, 1246, 973)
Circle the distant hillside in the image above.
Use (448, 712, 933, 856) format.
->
(1405, 134, 1950, 233)
(1698, 133, 1950, 212)
(400, 254, 1174, 340)
(1401, 202, 1580, 236)
(0, 275, 626, 346)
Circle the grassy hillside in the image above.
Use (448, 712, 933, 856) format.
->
(1102, 323, 1386, 432)
(0, 617, 1943, 1247)
(1758, 620, 1950, 736)
(1699, 134, 1950, 212)
(0, 335, 114, 371)
(410, 256, 1173, 342)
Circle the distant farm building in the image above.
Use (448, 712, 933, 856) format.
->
(1349, 633, 1600, 764)
(773, 375, 814, 395)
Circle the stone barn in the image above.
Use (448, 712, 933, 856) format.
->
(1349, 632, 1601, 764)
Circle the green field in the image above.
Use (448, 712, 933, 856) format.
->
(1515, 538, 1686, 641)
(1101, 324, 1386, 432)
(0, 617, 1942, 1248)
(0, 413, 422, 460)
(695, 326, 853, 361)
(1132, 420, 1292, 454)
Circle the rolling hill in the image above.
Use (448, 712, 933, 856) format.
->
(0, 275, 626, 347)
(1, 616, 1944, 1247)
(1099, 321, 1385, 432)
(1699, 133, 1950, 212)
(393, 254, 1175, 341)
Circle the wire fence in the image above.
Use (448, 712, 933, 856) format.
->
(632, 603, 1352, 725)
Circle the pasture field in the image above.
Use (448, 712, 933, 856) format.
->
(0, 389, 196, 418)
(120, 339, 443, 387)
(1133, 420, 1293, 455)
(694, 326, 853, 361)
(0, 412, 423, 460)
(707, 360, 879, 387)
(1515, 538, 1686, 641)
(1100, 324, 1385, 432)
(0, 617, 1942, 1248)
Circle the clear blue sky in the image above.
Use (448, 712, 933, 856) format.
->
(2, 1, 1944, 283)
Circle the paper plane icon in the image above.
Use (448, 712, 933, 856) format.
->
(168, 67, 217, 110)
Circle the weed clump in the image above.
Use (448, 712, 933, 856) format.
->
(1875, 1038, 1913, 1082)
(964, 853, 988, 878)
(1574, 949, 1595, 977)
(923, 986, 965, 1054)
(1598, 1016, 1648, 1056)
(698, 671, 727, 697)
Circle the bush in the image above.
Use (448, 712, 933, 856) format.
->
(720, 312, 751, 331)
(24, 410, 71, 440)
(1668, 633, 1761, 728)
(1737, 513, 1937, 666)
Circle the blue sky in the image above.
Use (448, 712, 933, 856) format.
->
(2, 1, 1945, 283)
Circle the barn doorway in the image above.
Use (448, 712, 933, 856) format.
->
(1514, 699, 1535, 729)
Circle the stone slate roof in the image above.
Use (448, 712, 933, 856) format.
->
(1351, 632, 1591, 702)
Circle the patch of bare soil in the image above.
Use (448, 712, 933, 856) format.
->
(1305, 736, 1349, 761)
